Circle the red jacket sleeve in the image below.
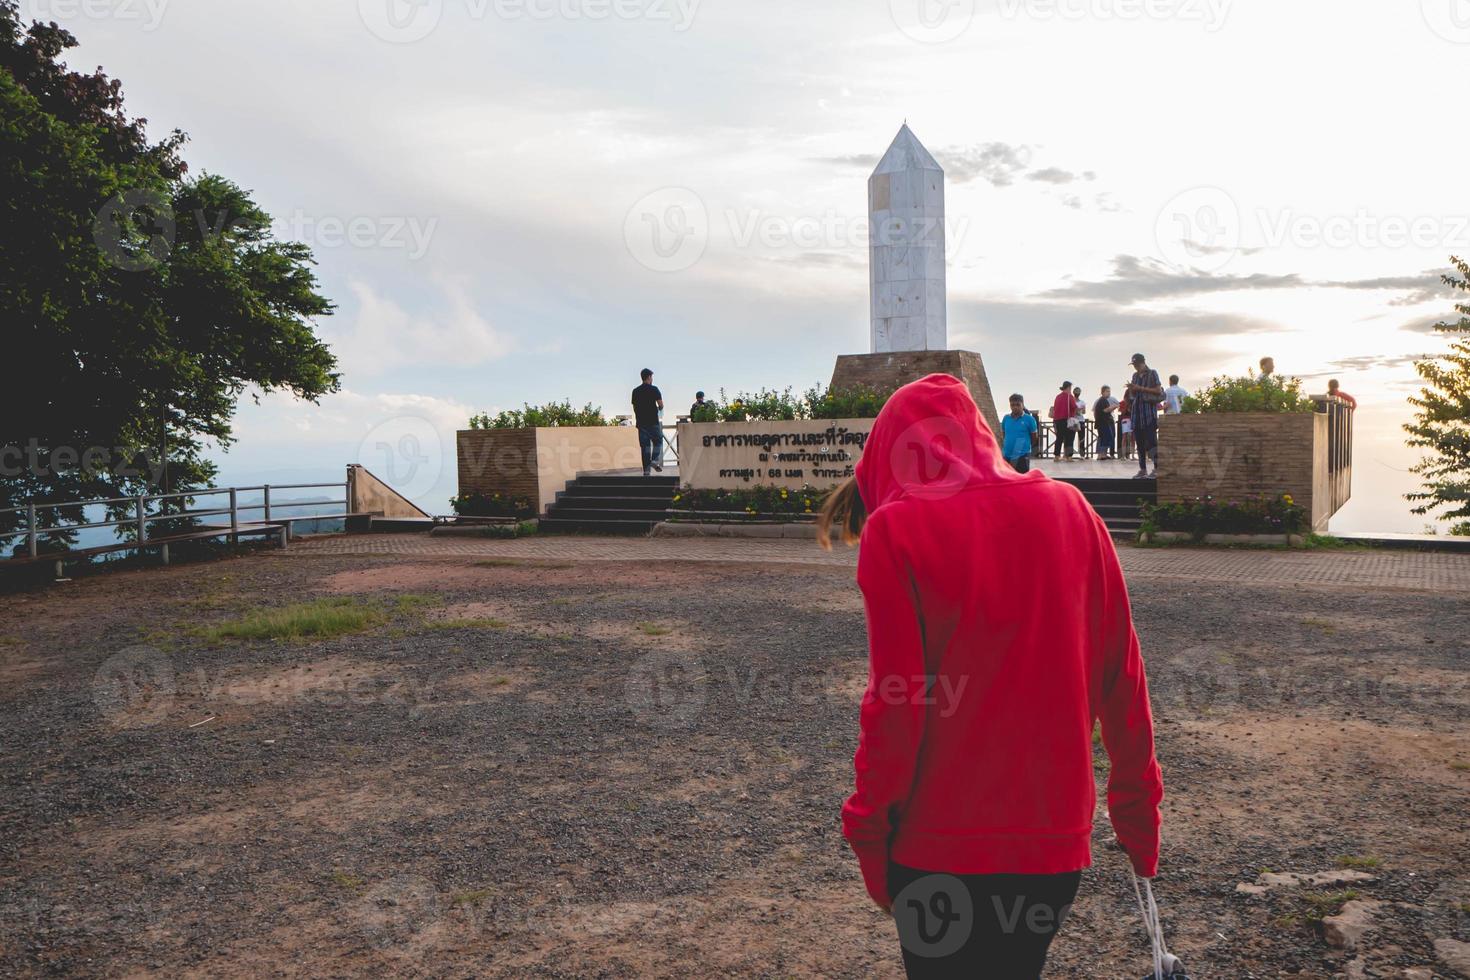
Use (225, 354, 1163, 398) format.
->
(1093, 515, 1164, 877)
(841, 513, 928, 906)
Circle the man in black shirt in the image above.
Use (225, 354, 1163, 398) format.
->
(632, 368, 664, 476)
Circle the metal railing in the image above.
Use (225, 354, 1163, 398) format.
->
(1033, 414, 1137, 460)
(0, 481, 351, 564)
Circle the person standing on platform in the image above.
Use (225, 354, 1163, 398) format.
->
(1001, 394, 1039, 473)
(1072, 385, 1088, 458)
(689, 390, 712, 418)
(1050, 382, 1077, 461)
(1327, 379, 1357, 409)
(1093, 385, 1119, 459)
(1164, 375, 1188, 415)
(632, 368, 664, 477)
(1126, 353, 1165, 479)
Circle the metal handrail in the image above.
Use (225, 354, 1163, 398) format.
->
(1, 481, 350, 562)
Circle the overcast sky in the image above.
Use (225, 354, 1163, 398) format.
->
(29, 0, 1470, 532)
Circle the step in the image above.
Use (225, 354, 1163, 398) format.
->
(538, 517, 658, 536)
(1053, 477, 1157, 493)
(573, 475, 679, 487)
(559, 484, 681, 500)
(549, 495, 674, 511)
(543, 507, 673, 523)
(1088, 504, 1147, 520)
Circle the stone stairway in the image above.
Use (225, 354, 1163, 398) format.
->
(539, 474, 679, 535)
(1052, 475, 1156, 537)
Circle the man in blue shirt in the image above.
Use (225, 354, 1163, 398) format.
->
(1000, 393, 1039, 473)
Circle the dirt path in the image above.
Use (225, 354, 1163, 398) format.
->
(0, 550, 1467, 977)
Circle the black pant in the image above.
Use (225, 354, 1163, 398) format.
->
(888, 863, 1082, 979)
(1053, 421, 1073, 458)
(1134, 421, 1158, 470)
(1008, 456, 1031, 474)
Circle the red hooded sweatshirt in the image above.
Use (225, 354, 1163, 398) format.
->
(841, 374, 1163, 907)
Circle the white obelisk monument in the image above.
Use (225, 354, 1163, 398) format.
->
(830, 123, 1000, 433)
(868, 123, 946, 353)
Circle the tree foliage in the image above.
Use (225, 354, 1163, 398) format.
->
(0, 2, 338, 547)
(1180, 373, 1317, 414)
(1405, 257, 1470, 535)
(468, 401, 610, 429)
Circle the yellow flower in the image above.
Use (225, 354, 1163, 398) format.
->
(1282, 495, 1294, 505)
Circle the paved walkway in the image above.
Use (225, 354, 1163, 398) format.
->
(283, 534, 1470, 592)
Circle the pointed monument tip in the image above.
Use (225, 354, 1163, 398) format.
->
(873, 122, 942, 176)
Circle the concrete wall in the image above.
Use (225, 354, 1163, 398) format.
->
(347, 465, 431, 519)
(456, 427, 641, 515)
(1156, 412, 1348, 531)
(677, 420, 875, 491)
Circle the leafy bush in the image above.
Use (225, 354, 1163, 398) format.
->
(469, 401, 609, 429)
(805, 383, 888, 420)
(688, 402, 719, 422)
(1181, 373, 1317, 414)
(1141, 493, 1307, 537)
(693, 385, 888, 422)
(449, 491, 535, 518)
(671, 484, 829, 520)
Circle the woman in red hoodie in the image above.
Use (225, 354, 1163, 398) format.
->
(819, 374, 1163, 977)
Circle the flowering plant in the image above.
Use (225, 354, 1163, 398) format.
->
(1141, 493, 1307, 537)
(450, 491, 535, 518)
(671, 484, 828, 520)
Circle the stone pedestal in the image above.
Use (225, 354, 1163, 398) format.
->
(830, 350, 1001, 435)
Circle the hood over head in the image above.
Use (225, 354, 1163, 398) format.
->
(855, 373, 1024, 511)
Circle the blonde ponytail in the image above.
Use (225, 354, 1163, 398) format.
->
(816, 477, 867, 550)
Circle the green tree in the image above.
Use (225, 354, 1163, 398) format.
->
(1, 3, 338, 548)
(1405, 257, 1470, 535)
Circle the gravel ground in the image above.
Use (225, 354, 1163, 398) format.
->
(0, 548, 1467, 978)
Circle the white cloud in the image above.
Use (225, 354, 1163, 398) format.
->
(325, 279, 515, 377)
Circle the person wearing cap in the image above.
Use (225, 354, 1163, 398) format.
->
(1125, 354, 1165, 479)
(689, 390, 713, 418)
(1049, 382, 1078, 460)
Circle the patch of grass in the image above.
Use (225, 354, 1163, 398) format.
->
(1272, 914, 1300, 929)
(636, 622, 672, 636)
(1301, 889, 1359, 921)
(424, 618, 509, 631)
(203, 598, 386, 641)
(393, 593, 444, 612)
(1450, 761, 1470, 772)
(331, 870, 365, 891)
(1334, 855, 1382, 870)
(1302, 617, 1337, 634)
(449, 888, 493, 908)
(1302, 533, 1370, 551)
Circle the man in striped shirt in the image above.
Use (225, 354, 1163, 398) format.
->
(1126, 353, 1165, 479)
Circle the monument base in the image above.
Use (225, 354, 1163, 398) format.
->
(830, 350, 1002, 435)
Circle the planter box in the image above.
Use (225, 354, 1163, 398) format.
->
(676, 419, 875, 491)
(1143, 530, 1306, 547)
(1156, 410, 1352, 532)
(457, 427, 641, 516)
